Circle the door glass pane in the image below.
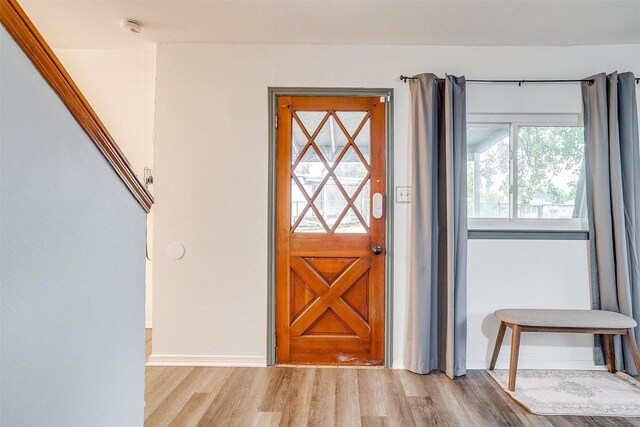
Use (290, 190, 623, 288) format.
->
(354, 118, 371, 164)
(292, 146, 327, 231)
(467, 124, 511, 218)
(297, 209, 325, 233)
(291, 120, 308, 162)
(315, 115, 348, 165)
(517, 126, 585, 219)
(292, 109, 372, 234)
(293, 146, 327, 185)
(336, 111, 367, 139)
(333, 146, 367, 198)
(335, 207, 367, 233)
(291, 180, 307, 227)
(353, 180, 371, 227)
(314, 177, 348, 230)
(296, 111, 327, 138)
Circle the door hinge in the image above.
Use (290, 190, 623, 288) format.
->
(273, 334, 277, 348)
(275, 114, 278, 129)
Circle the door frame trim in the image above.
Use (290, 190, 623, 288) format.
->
(267, 87, 394, 367)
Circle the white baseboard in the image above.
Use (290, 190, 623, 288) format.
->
(391, 359, 602, 371)
(145, 321, 152, 329)
(467, 358, 603, 370)
(146, 356, 601, 371)
(146, 354, 266, 367)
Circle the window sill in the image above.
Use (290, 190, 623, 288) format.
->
(469, 218, 587, 230)
(467, 229, 589, 240)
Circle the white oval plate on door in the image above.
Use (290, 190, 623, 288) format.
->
(372, 193, 383, 219)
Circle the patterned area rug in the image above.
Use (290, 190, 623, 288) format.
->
(486, 369, 640, 416)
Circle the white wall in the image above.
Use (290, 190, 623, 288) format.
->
(151, 42, 640, 368)
(467, 240, 593, 369)
(1, 28, 147, 425)
(54, 48, 156, 176)
(55, 48, 156, 327)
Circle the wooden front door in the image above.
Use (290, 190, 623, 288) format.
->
(275, 96, 386, 365)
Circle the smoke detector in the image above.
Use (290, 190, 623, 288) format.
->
(120, 19, 142, 34)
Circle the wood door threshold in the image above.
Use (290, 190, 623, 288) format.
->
(275, 364, 384, 370)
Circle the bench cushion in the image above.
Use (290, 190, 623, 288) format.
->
(494, 309, 637, 329)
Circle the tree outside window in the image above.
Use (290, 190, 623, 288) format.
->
(467, 120, 585, 223)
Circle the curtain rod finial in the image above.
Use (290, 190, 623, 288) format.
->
(400, 75, 418, 83)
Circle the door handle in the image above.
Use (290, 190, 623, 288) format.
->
(372, 245, 383, 255)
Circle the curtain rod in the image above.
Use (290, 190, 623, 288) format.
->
(399, 75, 640, 85)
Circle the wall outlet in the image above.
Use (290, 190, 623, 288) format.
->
(396, 186, 411, 203)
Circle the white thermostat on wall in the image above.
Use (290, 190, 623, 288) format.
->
(167, 241, 185, 260)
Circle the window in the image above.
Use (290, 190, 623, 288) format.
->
(291, 111, 371, 234)
(467, 114, 587, 230)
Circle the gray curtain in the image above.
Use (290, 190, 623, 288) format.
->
(405, 74, 467, 378)
(582, 72, 640, 375)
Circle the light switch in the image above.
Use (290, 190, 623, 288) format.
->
(396, 186, 411, 203)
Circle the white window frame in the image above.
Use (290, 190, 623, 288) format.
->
(468, 113, 588, 231)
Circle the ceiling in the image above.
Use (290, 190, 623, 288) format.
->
(20, 0, 640, 49)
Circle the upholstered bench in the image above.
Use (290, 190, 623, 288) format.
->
(489, 309, 640, 391)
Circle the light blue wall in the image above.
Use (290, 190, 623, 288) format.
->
(0, 27, 146, 426)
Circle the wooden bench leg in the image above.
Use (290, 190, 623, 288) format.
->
(489, 321, 506, 370)
(508, 325, 521, 392)
(624, 328, 640, 374)
(604, 334, 616, 373)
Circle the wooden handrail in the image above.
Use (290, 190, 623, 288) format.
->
(0, 0, 154, 212)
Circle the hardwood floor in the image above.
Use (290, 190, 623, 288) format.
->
(144, 330, 640, 426)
